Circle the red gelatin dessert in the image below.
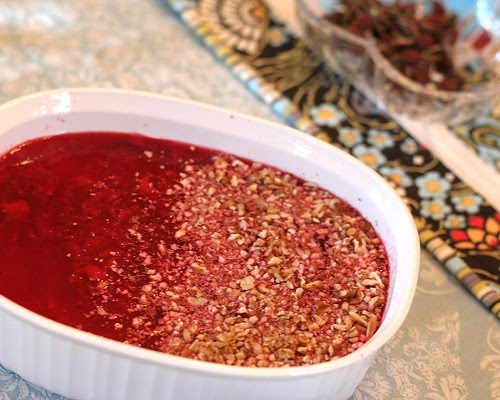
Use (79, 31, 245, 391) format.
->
(0, 132, 389, 367)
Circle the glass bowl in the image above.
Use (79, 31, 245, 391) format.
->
(296, 0, 500, 124)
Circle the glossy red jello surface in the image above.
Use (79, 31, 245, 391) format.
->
(0, 132, 389, 367)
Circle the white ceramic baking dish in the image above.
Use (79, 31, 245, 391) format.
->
(0, 89, 419, 400)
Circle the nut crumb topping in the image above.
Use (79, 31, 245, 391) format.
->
(94, 154, 389, 367)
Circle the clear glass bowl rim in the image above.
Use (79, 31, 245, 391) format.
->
(296, 0, 500, 103)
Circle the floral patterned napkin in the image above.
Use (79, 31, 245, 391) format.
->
(165, 0, 500, 317)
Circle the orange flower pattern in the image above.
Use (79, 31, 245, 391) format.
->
(451, 214, 500, 251)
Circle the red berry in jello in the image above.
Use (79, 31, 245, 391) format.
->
(1, 199, 31, 222)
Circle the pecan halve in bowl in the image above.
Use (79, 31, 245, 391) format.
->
(297, 0, 500, 123)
